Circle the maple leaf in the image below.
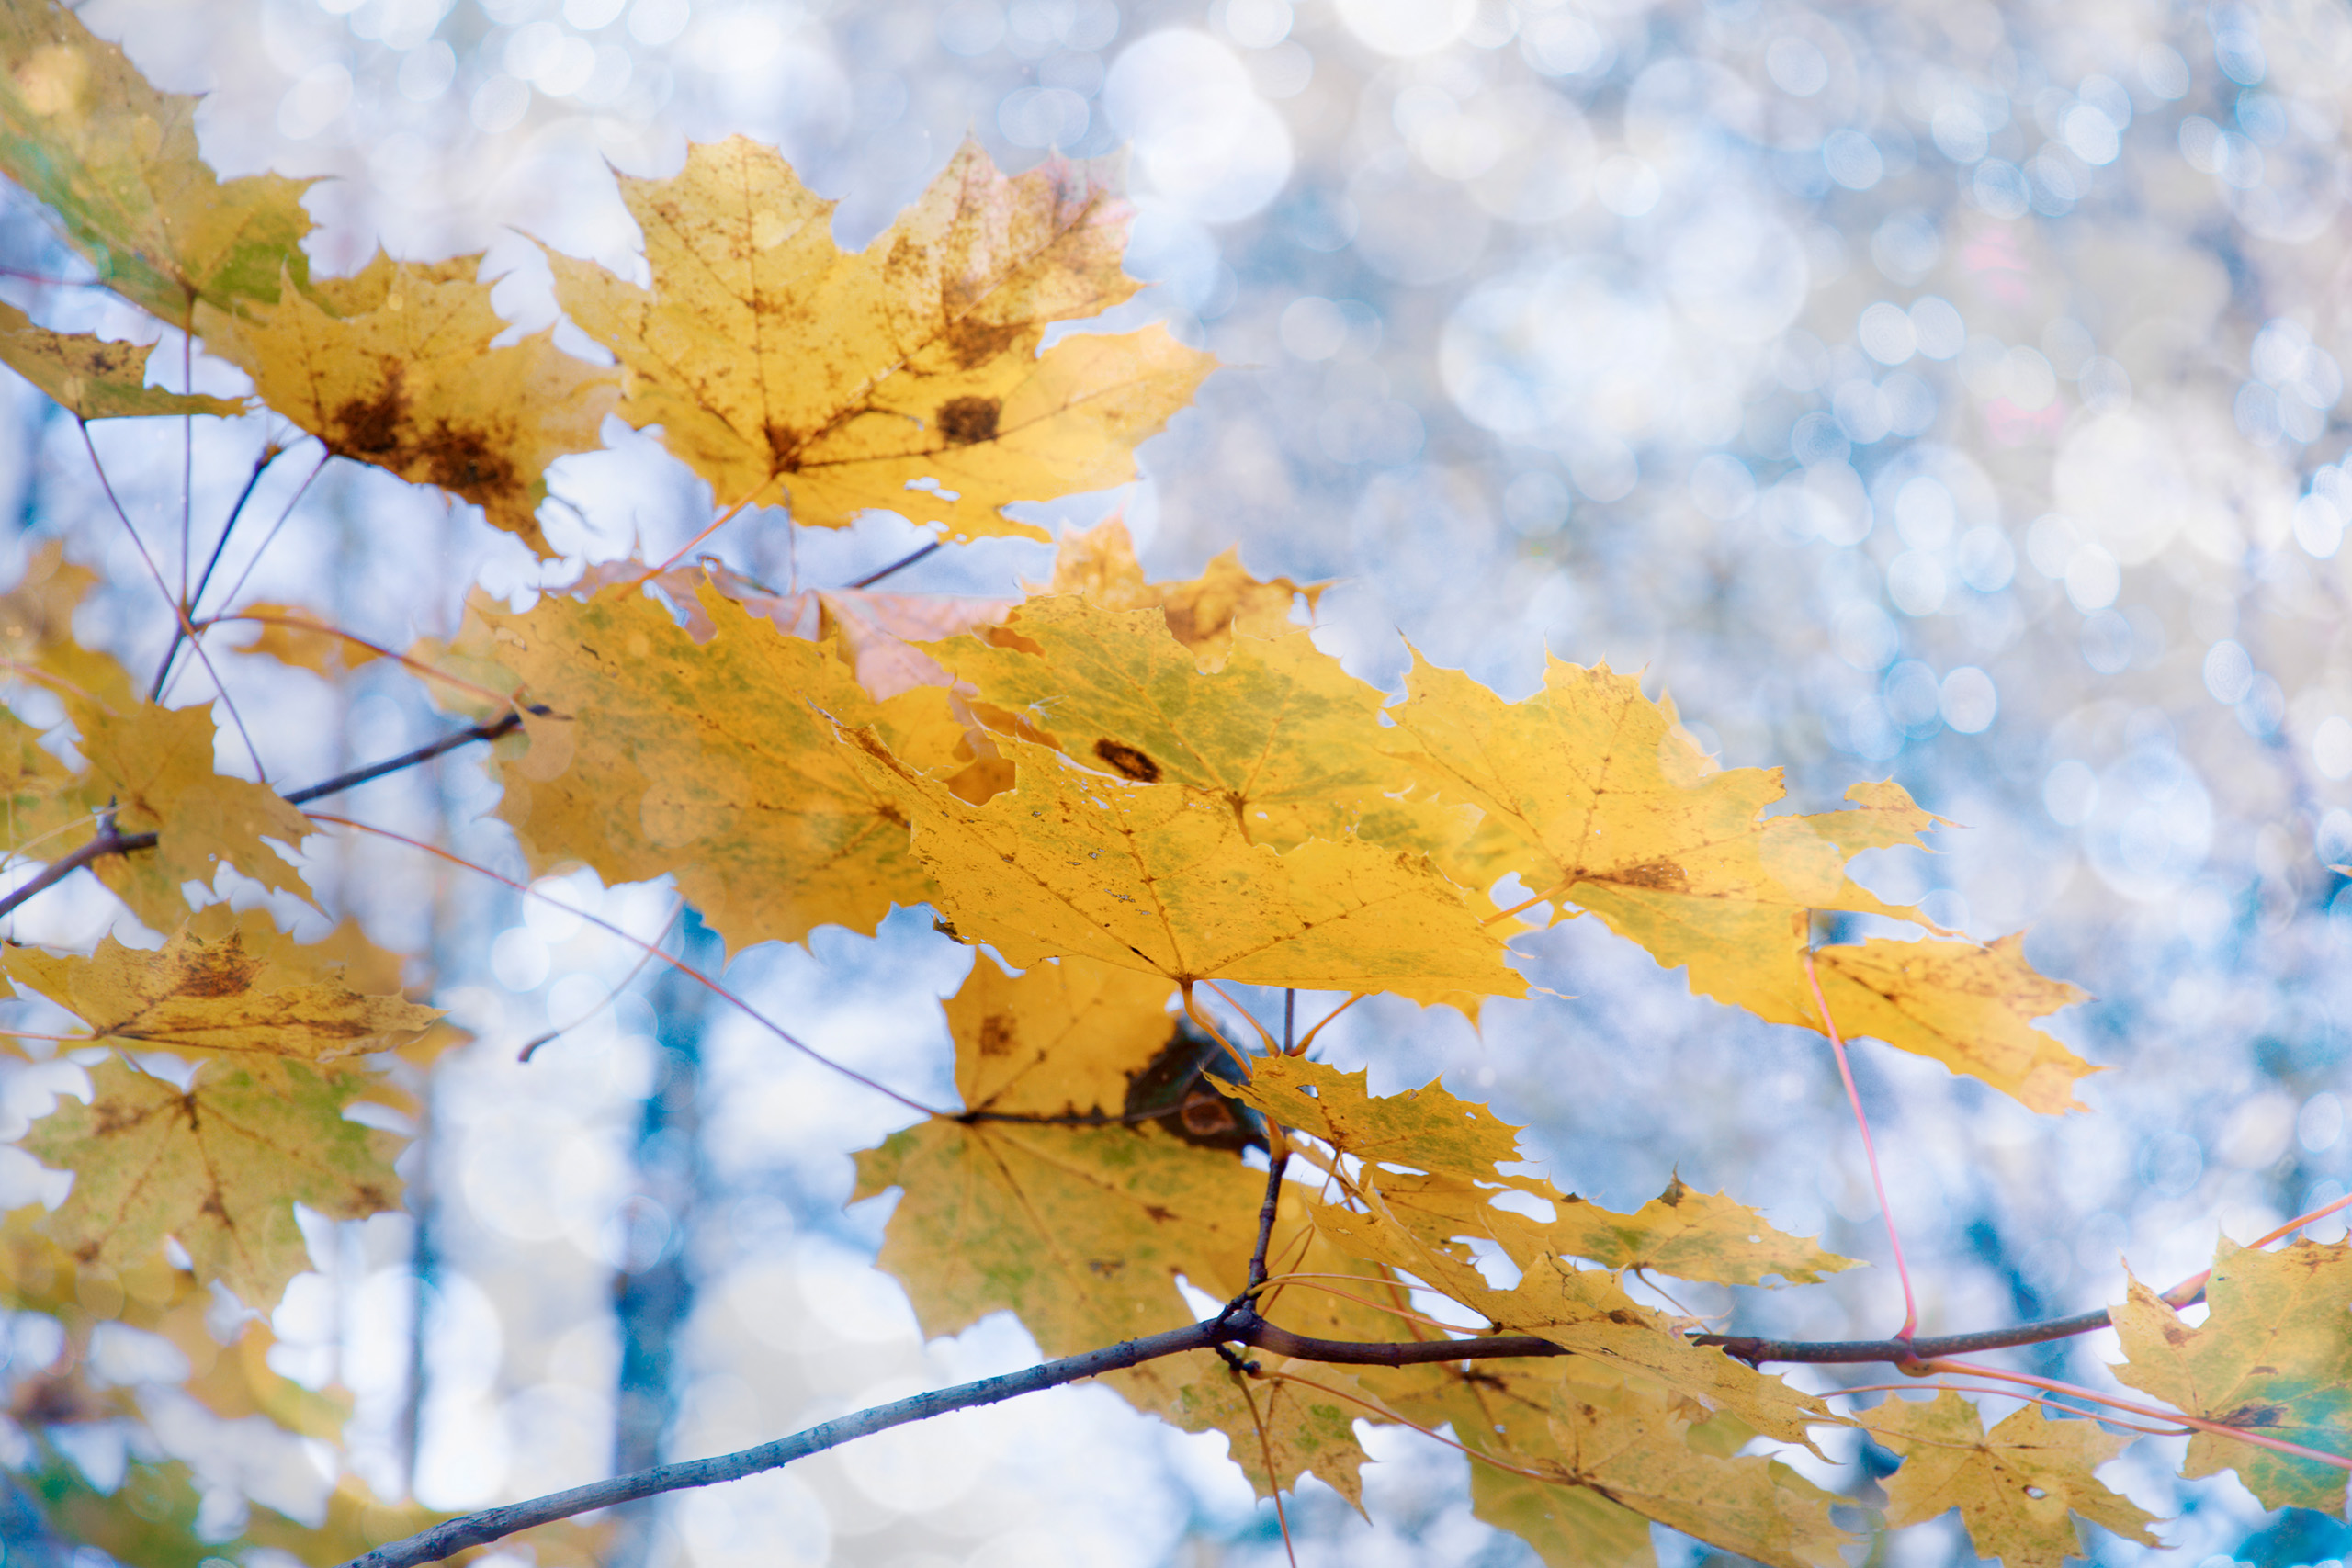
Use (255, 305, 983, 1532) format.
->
(0, 708, 84, 855)
(2112, 1239, 2352, 1513)
(222, 604, 383, 677)
(847, 729, 1524, 1005)
(0, 0, 311, 320)
(197, 255, 620, 555)
(1227, 1059, 1853, 1289)
(1809, 934, 2097, 1114)
(486, 581, 971, 951)
(947, 953, 1177, 1118)
(1308, 1192, 1833, 1445)
(1385, 653, 2095, 1111)
(0, 300, 241, 420)
(1547, 1176, 1859, 1288)
(547, 137, 1213, 538)
(1389, 1360, 1843, 1568)
(927, 596, 1421, 850)
(678, 562, 1012, 700)
(1867, 1392, 2160, 1567)
(2, 905, 440, 1067)
(1225, 1055, 1528, 1179)
(1036, 515, 1321, 663)
(63, 699, 311, 926)
(22, 1057, 403, 1307)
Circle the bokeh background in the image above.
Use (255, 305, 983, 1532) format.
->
(0, 0, 2348, 1562)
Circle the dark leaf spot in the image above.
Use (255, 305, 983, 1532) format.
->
(978, 1012, 1017, 1059)
(1092, 739, 1161, 783)
(936, 395, 1001, 446)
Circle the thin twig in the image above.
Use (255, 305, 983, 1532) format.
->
(0, 828, 153, 923)
(849, 539, 941, 588)
(151, 442, 287, 700)
(77, 421, 268, 780)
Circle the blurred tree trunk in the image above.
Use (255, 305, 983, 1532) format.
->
(606, 909, 715, 1568)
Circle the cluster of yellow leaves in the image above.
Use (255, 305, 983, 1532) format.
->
(0, 22, 2319, 1568)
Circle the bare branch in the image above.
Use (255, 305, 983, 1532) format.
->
(848, 539, 941, 588)
(329, 1264, 2236, 1568)
(334, 1319, 1226, 1568)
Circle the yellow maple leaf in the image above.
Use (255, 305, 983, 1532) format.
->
(69, 700, 312, 926)
(1388, 1359, 1843, 1568)
(1225, 1055, 1528, 1179)
(1547, 1175, 1859, 1288)
(2112, 1239, 2352, 1514)
(1385, 653, 2095, 1111)
(846, 729, 1523, 1006)
(547, 137, 1213, 538)
(21, 1057, 403, 1308)
(1810, 934, 2096, 1113)
(2, 905, 440, 1066)
(1036, 514, 1321, 663)
(221, 604, 382, 677)
(946, 952, 1177, 1118)
(197, 255, 620, 555)
(927, 596, 1420, 850)
(0, 300, 241, 420)
(486, 581, 961, 951)
(0, 0, 311, 320)
(1868, 1392, 2160, 1567)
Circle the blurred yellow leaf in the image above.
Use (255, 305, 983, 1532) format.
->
(1868, 1392, 2159, 1566)
(0, 300, 240, 419)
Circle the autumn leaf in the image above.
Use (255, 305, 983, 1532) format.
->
(1036, 514, 1321, 663)
(1227, 1060, 1853, 1289)
(1547, 1176, 1860, 1288)
(0, 0, 311, 320)
(22, 1057, 404, 1307)
(547, 137, 1213, 538)
(1810, 935, 2097, 1114)
(485, 581, 970, 951)
(2, 905, 441, 1068)
(1385, 653, 2094, 1111)
(66, 700, 312, 926)
(197, 255, 620, 555)
(0, 300, 241, 419)
(663, 558, 1012, 700)
(1388, 1360, 1843, 1568)
(1224, 1055, 1528, 1180)
(2112, 1239, 2352, 1513)
(220, 604, 383, 677)
(946, 953, 1178, 1118)
(1308, 1192, 1833, 1445)
(847, 729, 1524, 1006)
(0, 708, 85, 855)
(1867, 1392, 2160, 1567)
(927, 596, 1421, 849)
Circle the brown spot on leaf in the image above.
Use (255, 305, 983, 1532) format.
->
(1605, 860, 1689, 892)
(333, 375, 407, 457)
(424, 422, 516, 502)
(1142, 1204, 1176, 1224)
(946, 319, 1024, 370)
(936, 395, 1001, 446)
(1092, 739, 1161, 783)
(978, 1012, 1017, 1059)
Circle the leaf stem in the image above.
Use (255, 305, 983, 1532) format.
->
(1804, 948, 1919, 1342)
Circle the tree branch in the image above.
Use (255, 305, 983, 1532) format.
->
(334, 1318, 1226, 1568)
(331, 1265, 2232, 1568)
